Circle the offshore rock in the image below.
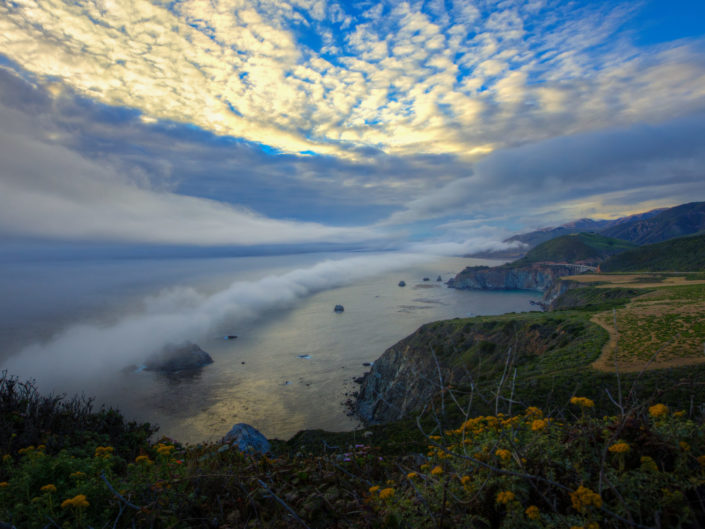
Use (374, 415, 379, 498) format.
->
(144, 342, 213, 372)
(223, 423, 271, 454)
(448, 263, 586, 293)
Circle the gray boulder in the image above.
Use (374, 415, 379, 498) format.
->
(144, 342, 213, 372)
(223, 423, 271, 454)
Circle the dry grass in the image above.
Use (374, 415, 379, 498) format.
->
(589, 281, 705, 372)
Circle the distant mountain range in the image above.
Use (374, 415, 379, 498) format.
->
(470, 202, 705, 259)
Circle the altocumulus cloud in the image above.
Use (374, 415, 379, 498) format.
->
(2, 0, 704, 159)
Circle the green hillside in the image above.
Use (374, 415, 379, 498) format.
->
(511, 232, 636, 265)
(601, 232, 705, 272)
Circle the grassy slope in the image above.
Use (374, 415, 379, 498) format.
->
(509, 232, 636, 266)
(600, 232, 705, 272)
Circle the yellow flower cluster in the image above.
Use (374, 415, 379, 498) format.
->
(368, 485, 380, 493)
(0, 482, 8, 488)
(531, 419, 548, 431)
(525, 505, 540, 520)
(135, 455, 153, 465)
(40, 484, 57, 493)
(648, 404, 669, 418)
(430, 465, 443, 476)
(641, 456, 659, 472)
(156, 443, 175, 456)
(379, 488, 395, 500)
(525, 406, 543, 418)
(406, 472, 417, 479)
(460, 475, 471, 485)
(570, 486, 602, 512)
(18, 446, 36, 455)
(496, 490, 515, 504)
(495, 448, 511, 462)
(608, 442, 630, 454)
(61, 494, 89, 509)
(70, 471, 86, 479)
(94, 446, 114, 459)
(570, 397, 595, 408)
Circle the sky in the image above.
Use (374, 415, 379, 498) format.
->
(2, 0, 705, 255)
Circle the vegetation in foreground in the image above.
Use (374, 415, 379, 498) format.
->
(3, 365, 705, 528)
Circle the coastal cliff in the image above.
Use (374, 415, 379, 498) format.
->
(356, 313, 603, 424)
(448, 263, 585, 292)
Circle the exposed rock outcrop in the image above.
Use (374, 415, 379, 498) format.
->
(448, 263, 588, 293)
(144, 342, 213, 372)
(223, 423, 271, 454)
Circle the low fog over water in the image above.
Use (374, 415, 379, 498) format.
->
(0, 252, 538, 442)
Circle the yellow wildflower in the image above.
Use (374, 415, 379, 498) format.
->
(571, 486, 602, 512)
(531, 419, 548, 431)
(648, 404, 669, 418)
(94, 446, 114, 458)
(406, 472, 417, 479)
(430, 465, 443, 476)
(135, 455, 152, 464)
(70, 471, 86, 479)
(0, 482, 8, 488)
(379, 487, 394, 500)
(40, 484, 57, 493)
(674, 410, 686, 418)
(697, 455, 705, 466)
(495, 448, 512, 462)
(37, 445, 46, 451)
(608, 442, 630, 454)
(496, 490, 515, 504)
(460, 476, 471, 485)
(61, 494, 89, 509)
(156, 443, 175, 456)
(641, 456, 659, 472)
(525, 505, 540, 520)
(525, 406, 543, 418)
(420, 463, 430, 471)
(368, 485, 380, 494)
(680, 441, 691, 452)
(570, 396, 595, 408)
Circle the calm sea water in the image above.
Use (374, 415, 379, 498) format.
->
(0, 252, 539, 442)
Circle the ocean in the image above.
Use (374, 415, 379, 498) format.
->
(0, 251, 539, 443)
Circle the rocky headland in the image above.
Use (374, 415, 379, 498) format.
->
(448, 263, 588, 293)
(355, 313, 600, 424)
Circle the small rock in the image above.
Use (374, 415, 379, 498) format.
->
(223, 423, 271, 454)
(144, 342, 213, 372)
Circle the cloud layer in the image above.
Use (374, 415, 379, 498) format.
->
(0, 99, 382, 245)
(3, 0, 704, 159)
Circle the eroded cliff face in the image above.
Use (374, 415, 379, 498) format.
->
(447, 264, 581, 292)
(356, 315, 596, 424)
